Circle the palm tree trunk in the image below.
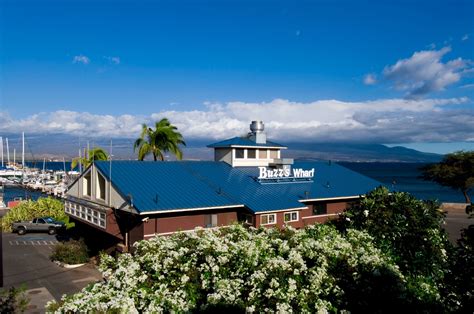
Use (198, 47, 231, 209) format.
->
(462, 189, 471, 204)
(153, 152, 157, 161)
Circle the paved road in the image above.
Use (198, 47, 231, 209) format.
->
(2, 232, 102, 313)
(444, 210, 471, 243)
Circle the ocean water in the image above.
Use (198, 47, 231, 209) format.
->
(5, 161, 468, 204)
(340, 162, 467, 203)
(2, 186, 46, 203)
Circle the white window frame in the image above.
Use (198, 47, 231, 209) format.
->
(260, 213, 277, 225)
(65, 201, 106, 229)
(283, 211, 299, 223)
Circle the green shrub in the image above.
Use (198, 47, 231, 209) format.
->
(0, 286, 29, 313)
(1, 197, 74, 232)
(50, 239, 89, 265)
(335, 186, 453, 311)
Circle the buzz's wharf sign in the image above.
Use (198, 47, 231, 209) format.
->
(257, 166, 315, 184)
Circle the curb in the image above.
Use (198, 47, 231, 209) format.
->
(53, 260, 86, 269)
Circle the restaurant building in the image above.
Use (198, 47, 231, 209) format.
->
(64, 121, 381, 250)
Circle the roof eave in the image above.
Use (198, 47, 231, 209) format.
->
(138, 204, 245, 215)
(298, 195, 363, 202)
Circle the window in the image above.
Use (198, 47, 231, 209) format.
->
(269, 150, 278, 159)
(96, 172, 106, 200)
(239, 213, 254, 225)
(205, 214, 218, 228)
(247, 149, 256, 159)
(259, 150, 267, 159)
(83, 171, 91, 197)
(66, 202, 107, 229)
(235, 149, 244, 159)
(260, 213, 276, 225)
(284, 211, 299, 222)
(313, 203, 327, 215)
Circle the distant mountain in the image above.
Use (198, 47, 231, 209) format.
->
(1, 133, 442, 162)
(282, 142, 442, 162)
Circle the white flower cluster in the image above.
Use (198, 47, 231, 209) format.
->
(48, 224, 403, 313)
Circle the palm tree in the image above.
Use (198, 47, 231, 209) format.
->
(72, 147, 109, 170)
(134, 118, 186, 161)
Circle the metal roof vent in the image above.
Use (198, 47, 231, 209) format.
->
(250, 121, 264, 133)
(249, 121, 266, 144)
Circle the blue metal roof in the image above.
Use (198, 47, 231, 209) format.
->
(207, 137, 286, 148)
(94, 160, 382, 214)
(94, 161, 242, 213)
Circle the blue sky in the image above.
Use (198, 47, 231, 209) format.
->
(1, 0, 473, 154)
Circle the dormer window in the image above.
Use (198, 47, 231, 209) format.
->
(83, 171, 91, 197)
(96, 172, 106, 200)
(235, 149, 244, 159)
(207, 121, 289, 167)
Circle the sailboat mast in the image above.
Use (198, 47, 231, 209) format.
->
(22, 132, 25, 168)
(0, 137, 3, 167)
(13, 149, 16, 165)
(6, 138, 10, 165)
(78, 149, 82, 173)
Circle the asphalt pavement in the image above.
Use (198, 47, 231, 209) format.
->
(444, 209, 471, 243)
(2, 232, 102, 313)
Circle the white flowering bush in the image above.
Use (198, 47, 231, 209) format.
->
(47, 224, 415, 313)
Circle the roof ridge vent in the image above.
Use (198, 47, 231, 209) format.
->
(249, 121, 266, 144)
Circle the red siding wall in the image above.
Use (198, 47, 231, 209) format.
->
(143, 210, 239, 237)
(255, 200, 356, 229)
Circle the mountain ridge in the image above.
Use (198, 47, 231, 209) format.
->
(0, 133, 442, 162)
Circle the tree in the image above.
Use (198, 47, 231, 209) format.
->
(336, 187, 452, 311)
(421, 151, 474, 203)
(71, 147, 109, 170)
(133, 118, 185, 161)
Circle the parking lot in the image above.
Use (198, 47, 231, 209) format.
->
(2, 232, 102, 313)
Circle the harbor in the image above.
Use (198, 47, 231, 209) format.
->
(0, 133, 80, 200)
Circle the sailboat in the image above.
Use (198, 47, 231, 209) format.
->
(0, 183, 7, 209)
(0, 133, 27, 184)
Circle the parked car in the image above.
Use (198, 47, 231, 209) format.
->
(12, 217, 65, 235)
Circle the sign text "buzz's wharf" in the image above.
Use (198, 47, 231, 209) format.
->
(258, 167, 315, 179)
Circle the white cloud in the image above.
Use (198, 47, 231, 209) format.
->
(72, 55, 90, 65)
(383, 47, 472, 98)
(363, 73, 377, 85)
(105, 56, 121, 65)
(462, 34, 469, 41)
(460, 83, 474, 89)
(0, 98, 472, 144)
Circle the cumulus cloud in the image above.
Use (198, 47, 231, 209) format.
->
(363, 73, 377, 85)
(383, 47, 472, 98)
(1, 98, 472, 144)
(105, 56, 121, 65)
(72, 55, 90, 65)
